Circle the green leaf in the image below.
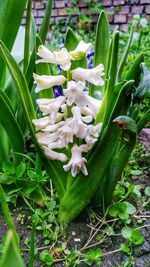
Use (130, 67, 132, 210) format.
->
(117, 26, 133, 82)
(2, 161, 15, 175)
(0, 91, 24, 164)
(126, 53, 144, 86)
(122, 227, 132, 239)
(0, 231, 25, 267)
(135, 63, 150, 99)
(15, 163, 26, 179)
(108, 205, 118, 217)
(137, 109, 150, 134)
(124, 202, 136, 215)
(85, 249, 103, 265)
(90, 11, 109, 96)
(102, 31, 119, 125)
(0, 0, 26, 85)
(122, 227, 144, 245)
(64, 28, 87, 69)
(120, 243, 130, 253)
(131, 229, 144, 245)
(0, 40, 36, 138)
(38, 0, 53, 44)
(23, 0, 32, 73)
(145, 186, 150, 196)
(130, 169, 142, 176)
(40, 249, 54, 266)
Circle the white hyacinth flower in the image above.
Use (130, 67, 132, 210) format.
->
(32, 116, 50, 131)
(85, 123, 102, 144)
(43, 146, 67, 162)
(36, 45, 71, 71)
(42, 121, 65, 133)
(36, 132, 59, 145)
(63, 145, 88, 177)
(57, 124, 74, 146)
(64, 81, 88, 107)
(70, 40, 92, 60)
(85, 95, 102, 119)
(36, 96, 66, 122)
(72, 64, 104, 86)
(66, 106, 92, 139)
(33, 73, 66, 93)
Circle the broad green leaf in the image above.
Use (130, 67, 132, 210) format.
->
(0, 92, 24, 164)
(0, 231, 25, 267)
(103, 31, 119, 126)
(0, 0, 26, 85)
(117, 26, 133, 82)
(0, 127, 10, 163)
(90, 11, 110, 96)
(0, 40, 36, 138)
(126, 52, 144, 86)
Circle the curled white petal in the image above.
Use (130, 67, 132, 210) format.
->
(85, 123, 102, 144)
(68, 106, 92, 137)
(64, 81, 88, 107)
(85, 95, 102, 119)
(43, 146, 67, 162)
(57, 124, 74, 146)
(70, 40, 93, 60)
(72, 64, 104, 86)
(42, 121, 65, 133)
(63, 145, 88, 177)
(33, 73, 66, 93)
(36, 132, 59, 145)
(32, 116, 50, 131)
(36, 45, 71, 71)
(36, 96, 66, 123)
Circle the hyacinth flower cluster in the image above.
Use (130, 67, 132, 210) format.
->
(32, 40, 104, 177)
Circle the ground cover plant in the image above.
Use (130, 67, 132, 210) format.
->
(0, 0, 149, 266)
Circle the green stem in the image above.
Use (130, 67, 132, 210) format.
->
(0, 185, 19, 244)
(24, 0, 32, 73)
(29, 216, 36, 267)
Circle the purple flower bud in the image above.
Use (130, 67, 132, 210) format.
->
(57, 64, 62, 74)
(53, 85, 63, 98)
(86, 50, 94, 59)
(88, 59, 93, 69)
(60, 38, 65, 49)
